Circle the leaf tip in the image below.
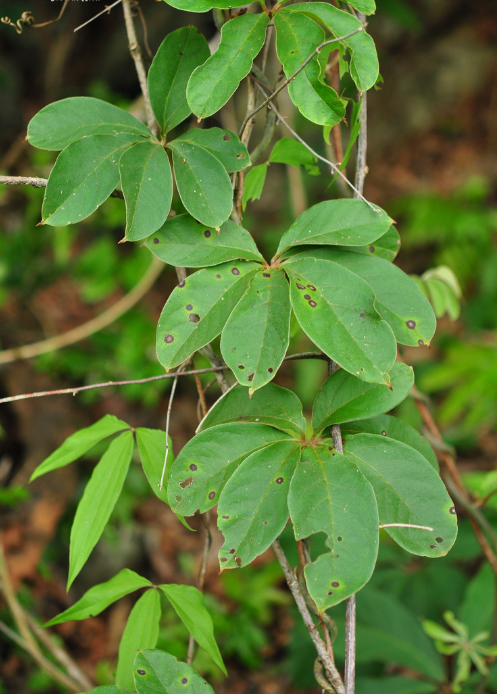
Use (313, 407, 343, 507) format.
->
(118, 237, 127, 244)
(36, 220, 45, 227)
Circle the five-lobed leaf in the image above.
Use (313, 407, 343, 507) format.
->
(30, 414, 130, 482)
(42, 133, 141, 226)
(44, 568, 151, 626)
(341, 415, 439, 470)
(145, 214, 263, 267)
(198, 382, 306, 437)
(27, 97, 151, 151)
(289, 3, 379, 91)
(136, 428, 173, 503)
(168, 140, 233, 228)
(148, 27, 210, 136)
(274, 12, 345, 127)
(134, 649, 215, 694)
(172, 128, 249, 172)
(221, 268, 291, 392)
(217, 441, 300, 569)
(276, 199, 392, 255)
(312, 361, 414, 433)
(187, 13, 269, 119)
(288, 446, 379, 610)
(156, 261, 259, 369)
(160, 584, 226, 674)
(343, 434, 457, 556)
(68, 431, 134, 588)
(116, 589, 161, 689)
(285, 256, 397, 384)
(120, 142, 172, 241)
(167, 423, 291, 515)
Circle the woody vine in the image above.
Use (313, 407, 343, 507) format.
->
(0, 0, 465, 692)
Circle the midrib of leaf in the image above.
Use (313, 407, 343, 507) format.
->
(47, 141, 131, 219)
(253, 273, 278, 375)
(287, 265, 385, 377)
(224, 443, 298, 552)
(168, 268, 258, 363)
(160, 35, 194, 128)
(345, 449, 428, 525)
(126, 145, 156, 228)
(170, 144, 219, 219)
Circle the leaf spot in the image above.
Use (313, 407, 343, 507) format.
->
(449, 506, 456, 514)
(221, 557, 227, 562)
(436, 536, 443, 543)
(263, 272, 270, 278)
(232, 267, 240, 275)
(179, 477, 194, 488)
(296, 283, 305, 290)
(263, 520, 268, 525)
(247, 372, 254, 382)
(189, 463, 198, 471)
(223, 133, 231, 141)
(216, 274, 222, 279)
(267, 367, 273, 373)
(222, 515, 229, 519)
(181, 678, 188, 684)
(164, 334, 174, 343)
(430, 544, 437, 549)
(189, 313, 201, 323)
(137, 670, 146, 676)
(186, 304, 193, 311)
(303, 294, 311, 300)
(406, 320, 416, 329)
(235, 556, 242, 567)
(307, 284, 316, 291)
(381, 430, 387, 436)
(204, 229, 211, 238)
(331, 581, 340, 587)
(238, 364, 245, 370)
(360, 312, 365, 318)
(418, 339, 424, 346)
(336, 536, 343, 542)
(178, 280, 186, 288)
(208, 491, 216, 500)
(153, 238, 159, 245)
(369, 246, 375, 253)
(229, 548, 236, 554)
(276, 477, 284, 484)
(309, 300, 317, 308)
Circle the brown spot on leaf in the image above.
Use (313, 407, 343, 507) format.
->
(406, 320, 416, 329)
(189, 463, 198, 471)
(418, 339, 424, 346)
(449, 506, 456, 514)
(179, 477, 194, 488)
(189, 313, 200, 323)
(222, 515, 229, 519)
(360, 313, 365, 318)
(178, 280, 186, 288)
(247, 373, 254, 381)
(263, 520, 268, 525)
(309, 300, 317, 308)
(369, 246, 375, 253)
(221, 557, 227, 562)
(229, 548, 236, 554)
(331, 581, 340, 587)
(216, 274, 221, 278)
(276, 477, 283, 484)
(296, 283, 305, 290)
(381, 430, 387, 436)
(208, 491, 216, 500)
(204, 229, 211, 238)
(164, 334, 174, 343)
(267, 367, 273, 373)
(263, 272, 270, 278)
(186, 304, 193, 311)
(223, 133, 231, 141)
(303, 294, 311, 300)
(181, 678, 188, 684)
(307, 284, 316, 291)
(137, 670, 146, 676)
(232, 267, 240, 275)
(153, 238, 159, 244)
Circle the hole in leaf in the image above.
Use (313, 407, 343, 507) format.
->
(296, 283, 305, 290)
(430, 544, 437, 549)
(436, 536, 443, 543)
(189, 313, 200, 323)
(307, 285, 316, 291)
(175, 495, 182, 502)
(179, 477, 194, 489)
(327, 591, 333, 596)
(234, 556, 242, 567)
(223, 133, 231, 141)
(247, 373, 254, 382)
(381, 430, 387, 436)
(238, 365, 245, 370)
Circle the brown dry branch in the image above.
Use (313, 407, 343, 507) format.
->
(0, 175, 124, 199)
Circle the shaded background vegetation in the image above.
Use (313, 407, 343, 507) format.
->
(1, 0, 497, 692)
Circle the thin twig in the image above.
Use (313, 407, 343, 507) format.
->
(159, 366, 184, 490)
(0, 257, 163, 365)
(187, 511, 212, 665)
(240, 28, 363, 138)
(122, 0, 157, 136)
(0, 175, 124, 199)
(2, 1, 69, 34)
(74, 0, 123, 33)
(194, 373, 208, 420)
(236, 76, 257, 218)
(272, 540, 344, 694)
(258, 91, 377, 211)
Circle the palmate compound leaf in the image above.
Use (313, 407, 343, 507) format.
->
(135, 428, 174, 503)
(68, 431, 134, 588)
(116, 589, 161, 689)
(44, 568, 152, 626)
(145, 214, 263, 267)
(172, 128, 250, 172)
(119, 142, 172, 241)
(30, 414, 130, 482)
(323, 249, 437, 347)
(341, 415, 439, 470)
(27, 97, 151, 151)
(288, 3, 379, 91)
(134, 650, 214, 694)
(186, 13, 269, 119)
(284, 257, 397, 385)
(343, 434, 458, 557)
(288, 446, 379, 611)
(156, 261, 260, 370)
(274, 12, 345, 127)
(198, 382, 306, 437)
(42, 133, 143, 226)
(147, 27, 210, 136)
(221, 268, 291, 392)
(167, 423, 292, 516)
(276, 199, 392, 256)
(312, 361, 414, 433)
(217, 441, 301, 569)
(168, 140, 233, 228)
(159, 584, 226, 674)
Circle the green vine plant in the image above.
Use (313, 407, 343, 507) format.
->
(1, 0, 460, 691)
